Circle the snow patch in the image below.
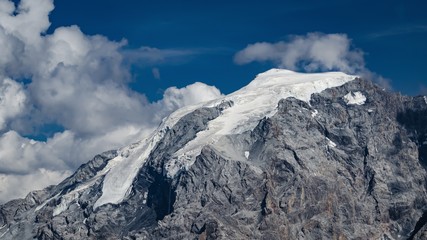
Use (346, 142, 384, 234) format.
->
(311, 109, 318, 117)
(38, 162, 113, 213)
(142, 192, 148, 204)
(249, 165, 264, 175)
(344, 91, 366, 105)
(327, 138, 337, 148)
(244, 151, 250, 159)
(424, 96, 427, 104)
(367, 109, 374, 113)
(53, 192, 80, 216)
(0, 228, 9, 238)
(35, 192, 61, 212)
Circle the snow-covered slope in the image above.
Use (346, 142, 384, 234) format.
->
(166, 69, 357, 176)
(38, 69, 357, 212)
(92, 69, 357, 209)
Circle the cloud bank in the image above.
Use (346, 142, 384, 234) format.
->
(0, 0, 222, 203)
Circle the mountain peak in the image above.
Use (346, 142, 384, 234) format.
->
(93, 69, 360, 209)
(4, 69, 426, 240)
(245, 68, 356, 91)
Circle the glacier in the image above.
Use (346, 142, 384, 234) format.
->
(91, 68, 357, 209)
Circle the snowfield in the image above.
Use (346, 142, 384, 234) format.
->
(48, 69, 359, 211)
(344, 91, 366, 105)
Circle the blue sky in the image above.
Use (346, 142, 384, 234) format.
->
(46, 0, 427, 100)
(0, 0, 426, 202)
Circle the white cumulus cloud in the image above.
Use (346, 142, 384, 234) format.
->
(234, 32, 390, 88)
(0, 78, 26, 130)
(0, 0, 223, 203)
(234, 33, 365, 74)
(161, 82, 223, 110)
(0, 168, 71, 203)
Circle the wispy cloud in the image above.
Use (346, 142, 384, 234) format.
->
(122, 46, 232, 66)
(152, 67, 161, 80)
(122, 47, 199, 65)
(234, 33, 365, 74)
(366, 25, 427, 39)
(234, 32, 391, 89)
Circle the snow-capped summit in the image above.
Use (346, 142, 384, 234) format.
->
(95, 69, 358, 208)
(2, 68, 427, 240)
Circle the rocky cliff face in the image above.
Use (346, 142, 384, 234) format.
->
(1, 70, 427, 239)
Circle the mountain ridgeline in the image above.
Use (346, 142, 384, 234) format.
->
(1, 69, 427, 239)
